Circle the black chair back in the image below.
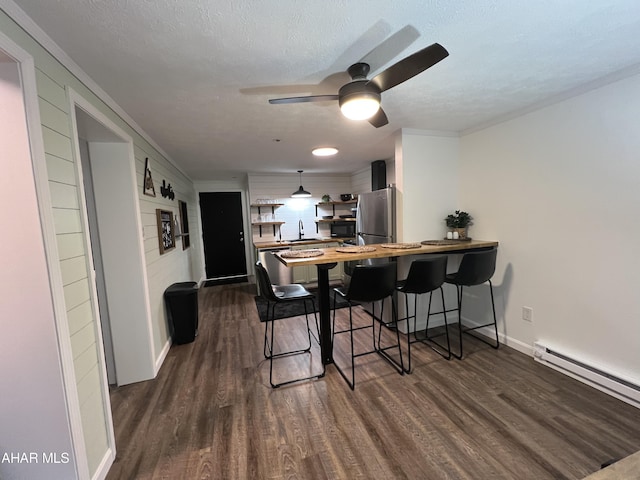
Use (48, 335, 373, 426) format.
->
(401, 256, 448, 294)
(452, 248, 497, 286)
(346, 263, 397, 303)
(255, 262, 279, 302)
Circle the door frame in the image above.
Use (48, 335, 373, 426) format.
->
(199, 191, 248, 280)
(67, 88, 157, 386)
(195, 185, 251, 283)
(0, 30, 89, 478)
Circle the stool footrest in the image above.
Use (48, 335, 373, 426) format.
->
(409, 329, 452, 361)
(271, 370, 326, 389)
(334, 324, 370, 335)
(265, 346, 311, 360)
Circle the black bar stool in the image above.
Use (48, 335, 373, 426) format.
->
(396, 256, 451, 373)
(445, 248, 499, 359)
(255, 262, 325, 388)
(332, 263, 404, 390)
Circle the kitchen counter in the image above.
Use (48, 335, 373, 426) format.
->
(274, 239, 498, 366)
(274, 239, 499, 266)
(581, 450, 640, 479)
(254, 238, 348, 249)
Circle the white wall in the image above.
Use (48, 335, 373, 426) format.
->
(0, 58, 77, 480)
(351, 166, 371, 194)
(87, 141, 156, 385)
(395, 130, 459, 242)
(459, 73, 640, 384)
(392, 130, 460, 331)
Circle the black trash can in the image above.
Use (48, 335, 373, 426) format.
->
(164, 282, 199, 344)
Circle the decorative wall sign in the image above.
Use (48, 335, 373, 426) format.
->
(156, 209, 175, 254)
(160, 180, 175, 200)
(143, 157, 155, 197)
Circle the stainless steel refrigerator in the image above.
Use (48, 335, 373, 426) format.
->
(356, 186, 394, 247)
(343, 186, 394, 277)
(351, 186, 395, 319)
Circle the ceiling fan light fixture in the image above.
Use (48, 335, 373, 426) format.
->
(269, 43, 448, 129)
(338, 81, 381, 121)
(312, 147, 338, 157)
(340, 96, 380, 121)
(291, 170, 312, 198)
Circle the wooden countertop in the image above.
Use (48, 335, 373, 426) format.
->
(254, 238, 345, 249)
(275, 239, 499, 266)
(582, 450, 640, 479)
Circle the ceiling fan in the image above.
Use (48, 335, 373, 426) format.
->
(268, 43, 448, 128)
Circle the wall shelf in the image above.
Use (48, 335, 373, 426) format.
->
(315, 218, 355, 223)
(251, 203, 284, 237)
(315, 200, 356, 216)
(315, 201, 357, 233)
(251, 203, 284, 214)
(251, 221, 285, 237)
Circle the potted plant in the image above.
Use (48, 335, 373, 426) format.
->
(445, 210, 472, 239)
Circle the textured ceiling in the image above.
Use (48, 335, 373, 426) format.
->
(8, 0, 640, 178)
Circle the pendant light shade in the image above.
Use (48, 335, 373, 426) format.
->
(291, 170, 311, 198)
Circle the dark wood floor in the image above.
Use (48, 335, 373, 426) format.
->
(106, 282, 640, 479)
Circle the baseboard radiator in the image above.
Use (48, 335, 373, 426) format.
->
(533, 342, 640, 408)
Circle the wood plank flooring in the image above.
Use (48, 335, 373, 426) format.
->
(106, 282, 640, 479)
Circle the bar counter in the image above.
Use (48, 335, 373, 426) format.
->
(275, 239, 498, 365)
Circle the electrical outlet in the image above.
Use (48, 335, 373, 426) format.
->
(522, 306, 533, 322)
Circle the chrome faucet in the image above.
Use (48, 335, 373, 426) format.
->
(298, 219, 304, 240)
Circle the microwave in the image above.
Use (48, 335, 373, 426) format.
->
(330, 221, 356, 238)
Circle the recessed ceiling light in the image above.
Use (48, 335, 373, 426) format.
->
(312, 147, 338, 157)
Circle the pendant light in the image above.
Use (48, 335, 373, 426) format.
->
(291, 170, 311, 198)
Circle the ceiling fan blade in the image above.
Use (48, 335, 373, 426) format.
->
(370, 43, 449, 92)
(269, 95, 339, 104)
(359, 25, 420, 72)
(368, 107, 389, 128)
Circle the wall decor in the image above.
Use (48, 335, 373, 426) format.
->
(143, 157, 156, 197)
(179, 200, 191, 249)
(156, 209, 175, 254)
(160, 180, 175, 200)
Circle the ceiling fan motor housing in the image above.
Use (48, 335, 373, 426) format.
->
(347, 62, 371, 80)
(338, 80, 381, 108)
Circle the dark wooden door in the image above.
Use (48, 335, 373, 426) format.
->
(199, 192, 247, 279)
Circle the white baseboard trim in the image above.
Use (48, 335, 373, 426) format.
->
(91, 447, 115, 480)
(154, 338, 172, 376)
(497, 333, 533, 356)
(400, 312, 532, 356)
